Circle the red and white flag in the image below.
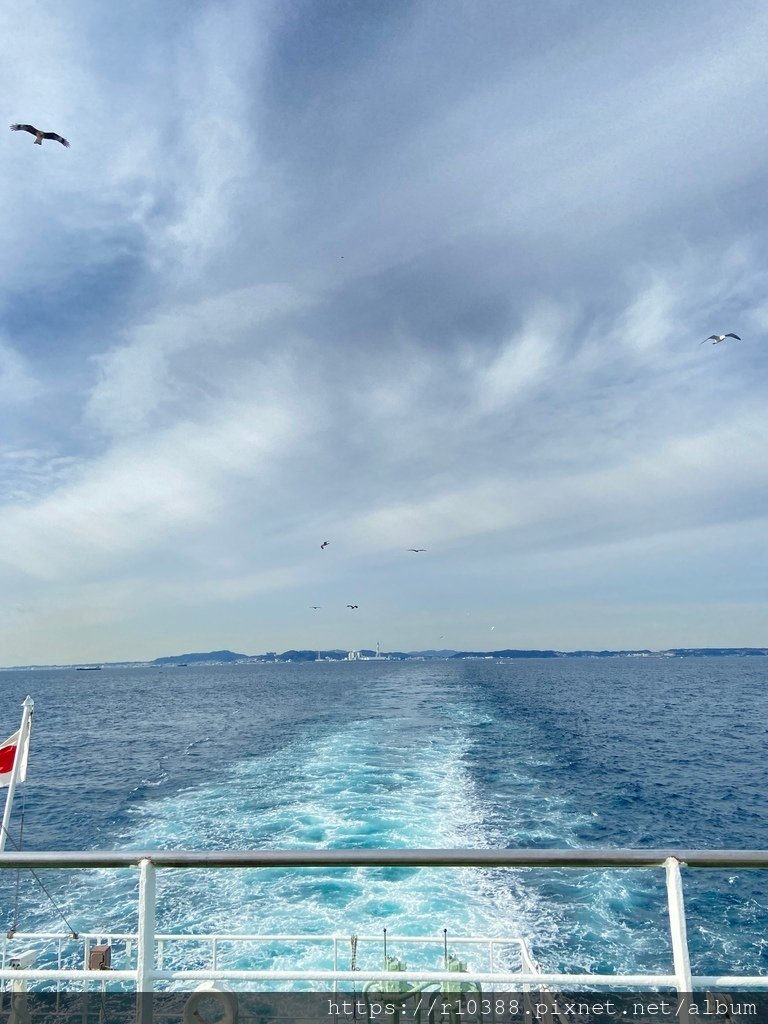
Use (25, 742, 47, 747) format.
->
(0, 729, 30, 787)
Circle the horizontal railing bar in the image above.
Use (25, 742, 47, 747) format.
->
(151, 969, 676, 985)
(6, 931, 342, 942)
(0, 970, 137, 982)
(1, 849, 768, 869)
(2, 932, 527, 945)
(1, 968, 765, 987)
(695, 977, 768, 988)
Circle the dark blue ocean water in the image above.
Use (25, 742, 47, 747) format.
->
(0, 658, 766, 982)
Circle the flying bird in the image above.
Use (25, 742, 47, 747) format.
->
(701, 333, 740, 345)
(310, 606, 321, 610)
(10, 124, 70, 147)
(408, 548, 426, 553)
(346, 604, 358, 610)
(320, 541, 329, 550)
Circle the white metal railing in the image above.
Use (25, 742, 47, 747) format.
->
(0, 931, 536, 991)
(0, 848, 767, 992)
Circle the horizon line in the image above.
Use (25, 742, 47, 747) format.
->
(2, 644, 767, 671)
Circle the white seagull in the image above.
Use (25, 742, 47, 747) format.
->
(701, 333, 740, 345)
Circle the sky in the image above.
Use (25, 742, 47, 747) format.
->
(1, 0, 767, 664)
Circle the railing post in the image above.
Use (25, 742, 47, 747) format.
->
(665, 857, 692, 994)
(137, 859, 156, 993)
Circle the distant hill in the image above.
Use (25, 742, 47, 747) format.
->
(451, 649, 560, 659)
(664, 647, 768, 657)
(151, 650, 249, 665)
(408, 649, 458, 658)
(567, 649, 653, 657)
(147, 646, 768, 666)
(277, 650, 346, 662)
(3, 645, 768, 671)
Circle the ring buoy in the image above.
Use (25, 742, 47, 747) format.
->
(182, 983, 238, 1024)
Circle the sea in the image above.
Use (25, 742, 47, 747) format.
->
(0, 657, 766, 985)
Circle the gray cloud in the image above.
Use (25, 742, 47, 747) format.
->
(1, 0, 767, 662)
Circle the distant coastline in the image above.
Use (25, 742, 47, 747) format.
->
(2, 646, 767, 670)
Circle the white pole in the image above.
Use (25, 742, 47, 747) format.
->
(0, 697, 34, 854)
(136, 858, 157, 1024)
(665, 856, 693, 1024)
(136, 859, 156, 992)
(665, 856, 692, 992)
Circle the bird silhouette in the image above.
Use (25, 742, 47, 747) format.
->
(320, 541, 329, 549)
(310, 606, 321, 610)
(346, 604, 358, 609)
(408, 548, 426, 552)
(11, 123, 69, 147)
(701, 333, 740, 345)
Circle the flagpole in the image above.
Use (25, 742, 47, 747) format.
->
(0, 696, 34, 853)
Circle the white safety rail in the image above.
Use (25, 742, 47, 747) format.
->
(0, 931, 536, 991)
(0, 848, 766, 992)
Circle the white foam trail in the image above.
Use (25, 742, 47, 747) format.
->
(18, 677, 676, 977)
(33, 713, 566, 978)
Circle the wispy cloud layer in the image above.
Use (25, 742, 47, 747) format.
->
(1, 0, 767, 662)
